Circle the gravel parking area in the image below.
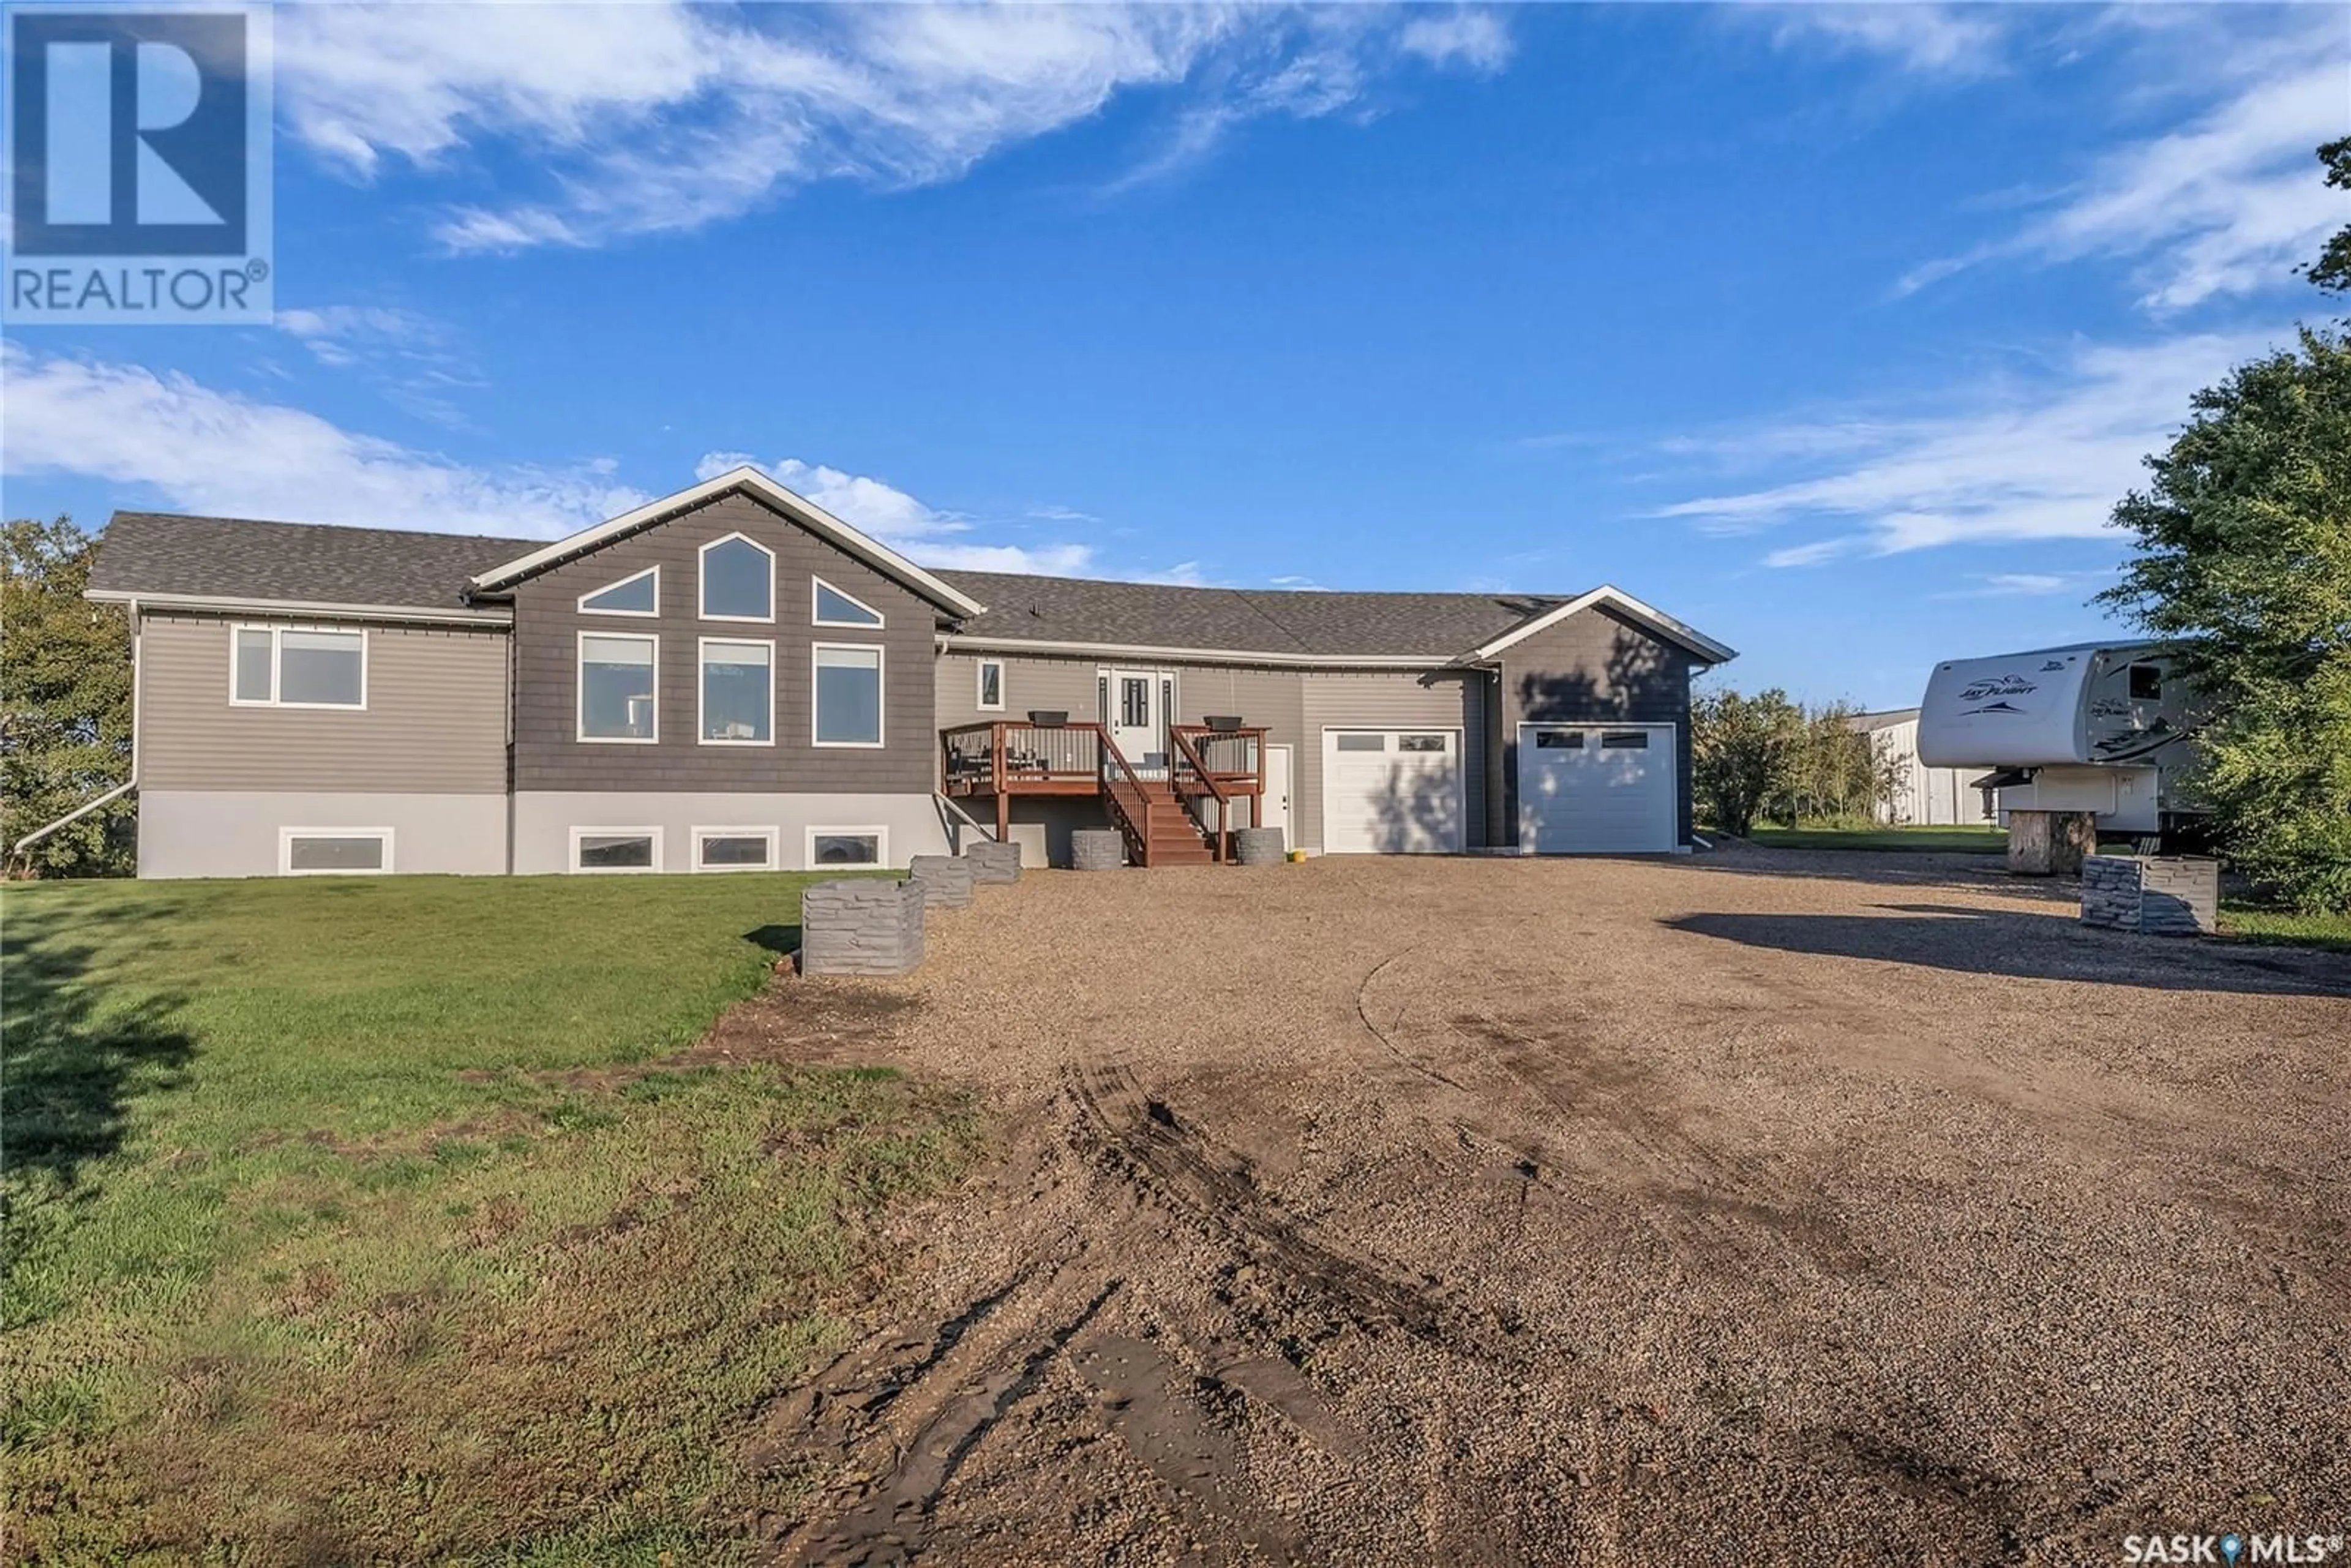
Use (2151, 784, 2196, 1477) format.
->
(716, 847, 2351, 1566)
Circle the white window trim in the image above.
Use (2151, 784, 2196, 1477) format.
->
(696, 636, 776, 748)
(811, 574, 886, 629)
(806, 825, 890, 869)
(576, 629, 659, 745)
(698, 531, 776, 623)
(691, 825, 780, 873)
(278, 827, 394, 876)
(577, 565, 660, 618)
(228, 623, 369, 711)
(812, 641, 887, 749)
(975, 656, 1006, 712)
(569, 825, 664, 874)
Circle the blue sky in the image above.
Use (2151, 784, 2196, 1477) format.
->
(4, 2, 2344, 707)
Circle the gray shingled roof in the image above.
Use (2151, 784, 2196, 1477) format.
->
(90, 512, 528, 616)
(937, 569, 1564, 658)
(88, 510, 1581, 657)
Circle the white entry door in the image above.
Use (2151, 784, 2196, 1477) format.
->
(1517, 724, 1676, 853)
(1104, 668, 1169, 771)
(1261, 743, 1292, 840)
(1322, 729, 1462, 853)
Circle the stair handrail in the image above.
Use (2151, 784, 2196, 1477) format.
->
(1095, 726, 1155, 865)
(1168, 727, 1234, 860)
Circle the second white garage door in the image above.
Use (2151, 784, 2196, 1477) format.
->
(1322, 729, 1462, 853)
(1518, 724, 1676, 853)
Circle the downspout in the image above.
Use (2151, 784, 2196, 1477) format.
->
(10, 596, 141, 860)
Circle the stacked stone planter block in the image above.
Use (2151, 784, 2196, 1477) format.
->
(800, 879, 926, 976)
(1233, 826, 1286, 866)
(2080, 854, 2218, 936)
(907, 854, 976, 909)
(963, 839, 1022, 885)
(1071, 827, 1126, 871)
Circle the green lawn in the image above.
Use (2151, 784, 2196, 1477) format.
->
(1733, 823, 2010, 854)
(2220, 901, 2351, 953)
(2, 873, 973, 1565)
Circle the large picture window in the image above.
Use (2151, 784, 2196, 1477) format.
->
(699, 533, 774, 621)
(579, 632, 658, 742)
(813, 644, 884, 747)
(699, 638, 773, 745)
(230, 625, 366, 708)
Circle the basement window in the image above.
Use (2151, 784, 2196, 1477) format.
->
(280, 829, 392, 875)
(572, 828, 661, 873)
(809, 829, 886, 868)
(694, 828, 778, 872)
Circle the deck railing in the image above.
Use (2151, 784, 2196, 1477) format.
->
(1171, 724, 1269, 858)
(940, 720, 1104, 797)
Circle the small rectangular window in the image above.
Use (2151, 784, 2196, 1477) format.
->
(231, 625, 365, 708)
(699, 639, 773, 745)
(809, 829, 885, 868)
(281, 830, 391, 875)
(1120, 677, 1149, 728)
(1535, 730, 1584, 749)
(2128, 664, 2162, 700)
(1398, 733, 1448, 753)
(977, 658, 1005, 711)
(695, 828, 777, 871)
(580, 632, 658, 741)
(1602, 732, 1649, 749)
(1335, 733, 1387, 752)
(573, 829, 659, 872)
(812, 577, 885, 628)
(814, 645, 885, 746)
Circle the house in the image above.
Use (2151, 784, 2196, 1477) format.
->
(1848, 707, 1987, 827)
(81, 467, 1737, 877)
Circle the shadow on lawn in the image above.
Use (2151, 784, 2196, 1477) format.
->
(1667, 904, 2351, 998)
(2, 898, 197, 1200)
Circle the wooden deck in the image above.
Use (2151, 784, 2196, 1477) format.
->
(940, 721, 1269, 866)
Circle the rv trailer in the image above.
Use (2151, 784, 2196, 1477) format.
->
(1916, 642, 2203, 838)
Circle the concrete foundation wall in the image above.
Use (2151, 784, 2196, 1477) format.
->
(511, 790, 952, 874)
(138, 790, 508, 878)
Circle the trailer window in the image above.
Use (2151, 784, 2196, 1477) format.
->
(2128, 664, 2162, 701)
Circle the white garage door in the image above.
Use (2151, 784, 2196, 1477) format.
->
(1518, 724, 1676, 853)
(1322, 729, 1462, 853)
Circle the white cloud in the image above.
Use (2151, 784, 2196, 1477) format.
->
(693, 451, 1096, 576)
(1398, 10, 1514, 75)
(1, 343, 639, 538)
(276, 4, 1497, 251)
(1763, 4, 2011, 77)
(1901, 29, 2348, 311)
(276, 304, 484, 425)
(1655, 332, 2285, 564)
(1933, 568, 2119, 600)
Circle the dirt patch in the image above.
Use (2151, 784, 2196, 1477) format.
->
(721, 849, 2351, 1563)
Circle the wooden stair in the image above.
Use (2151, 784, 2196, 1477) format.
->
(1134, 781, 1215, 866)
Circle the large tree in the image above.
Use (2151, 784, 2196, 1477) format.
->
(1692, 685, 1806, 839)
(2096, 149, 2351, 912)
(2, 517, 134, 877)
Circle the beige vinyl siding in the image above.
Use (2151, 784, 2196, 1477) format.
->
(137, 613, 509, 793)
(1299, 670, 1482, 852)
(935, 651, 1101, 730)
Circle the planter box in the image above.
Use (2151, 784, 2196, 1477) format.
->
(1027, 710, 1069, 726)
(800, 879, 926, 976)
(2080, 854, 2218, 936)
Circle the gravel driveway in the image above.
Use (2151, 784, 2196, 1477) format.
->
(715, 847, 2351, 1566)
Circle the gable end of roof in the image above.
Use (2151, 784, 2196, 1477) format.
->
(467, 468, 988, 618)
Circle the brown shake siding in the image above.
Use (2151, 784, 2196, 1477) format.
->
(1495, 604, 1696, 845)
(137, 612, 508, 793)
(511, 493, 939, 793)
